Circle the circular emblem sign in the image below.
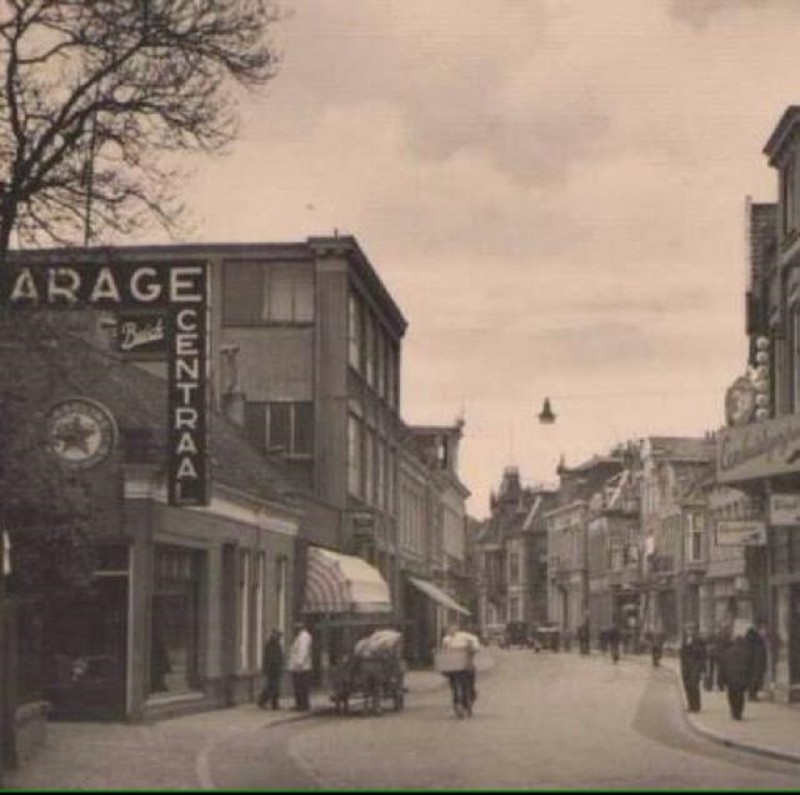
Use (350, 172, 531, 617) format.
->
(725, 375, 756, 428)
(46, 398, 117, 469)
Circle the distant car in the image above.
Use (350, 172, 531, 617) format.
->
(505, 622, 530, 649)
(532, 625, 561, 652)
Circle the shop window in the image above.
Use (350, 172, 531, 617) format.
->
(149, 545, 203, 696)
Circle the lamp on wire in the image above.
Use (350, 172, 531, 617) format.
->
(538, 397, 556, 424)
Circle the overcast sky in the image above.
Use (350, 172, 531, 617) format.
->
(164, 0, 799, 518)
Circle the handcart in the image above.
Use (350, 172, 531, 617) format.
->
(330, 629, 406, 715)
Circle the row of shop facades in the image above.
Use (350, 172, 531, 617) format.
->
(2, 235, 473, 731)
(473, 105, 800, 704)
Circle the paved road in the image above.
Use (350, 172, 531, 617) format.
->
(207, 650, 800, 790)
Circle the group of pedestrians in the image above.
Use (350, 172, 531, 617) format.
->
(679, 621, 768, 720)
(256, 622, 314, 712)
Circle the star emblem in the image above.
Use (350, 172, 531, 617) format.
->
(52, 414, 99, 456)
(46, 399, 116, 469)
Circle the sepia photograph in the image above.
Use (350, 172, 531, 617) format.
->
(1, 0, 800, 791)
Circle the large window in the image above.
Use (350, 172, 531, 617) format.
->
(149, 545, 203, 696)
(347, 289, 400, 410)
(223, 262, 314, 325)
(244, 401, 313, 457)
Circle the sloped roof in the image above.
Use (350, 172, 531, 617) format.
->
(0, 328, 298, 505)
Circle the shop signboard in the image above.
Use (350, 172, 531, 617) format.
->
(0, 259, 209, 507)
(716, 414, 800, 484)
(769, 493, 800, 526)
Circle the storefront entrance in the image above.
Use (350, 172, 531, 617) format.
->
(44, 568, 129, 720)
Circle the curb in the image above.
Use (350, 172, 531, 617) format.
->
(629, 652, 800, 766)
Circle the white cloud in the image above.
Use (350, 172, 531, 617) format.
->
(157, 0, 800, 515)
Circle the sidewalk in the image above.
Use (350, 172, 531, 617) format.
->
(5, 658, 493, 791)
(652, 654, 800, 765)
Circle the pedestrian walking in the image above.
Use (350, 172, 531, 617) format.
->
(257, 629, 284, 710)
(719, 631, 755, 720)
(679, 624, 707, 713)
(746, 621, 768, 701)
(577, 619, 591, 655)
(438, 625, 480, 718)
(607, 623, 621, 663)
(287, 621, 313, 711)
(704, 628, 719, 691)
(649, 629, 665, 668)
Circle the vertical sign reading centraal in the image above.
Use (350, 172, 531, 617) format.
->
(167, 266, 207, 506)
(0, 259, 209, 506)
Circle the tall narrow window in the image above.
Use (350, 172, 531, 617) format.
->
(348, 293, 361, 370)
(509, 552, 521, 586)
(276, 556, 288, 637)
(348, 415, 362, 497)
(364, 427, 375, 504)
(255, 552, 266, 668)
(365, 314, 376, 387)
(150, 545, 203, 696)
(239, 549, 250, 671)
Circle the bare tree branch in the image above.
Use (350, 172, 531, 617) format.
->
(0, 0, 282, 256)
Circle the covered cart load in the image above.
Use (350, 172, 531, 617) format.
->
(331, 629, 406, 715)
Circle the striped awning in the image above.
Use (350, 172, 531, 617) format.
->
(304, 546, 392, 614)
(409, 576, 470, 616)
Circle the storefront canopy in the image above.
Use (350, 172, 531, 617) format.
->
(408, 576, 470, 616)
(304, 546, 392, 614)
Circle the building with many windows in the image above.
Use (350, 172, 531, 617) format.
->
(475, 467, 557, 642)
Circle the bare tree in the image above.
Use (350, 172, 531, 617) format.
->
(0, 0, 281, 256)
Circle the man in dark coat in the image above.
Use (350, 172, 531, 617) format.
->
(258, 629, 284, 710)
(719, 633, 755, 720)
(649, 630, 665, 668)
(746, 622, 768, 701)
(679, 624, 707, 713)
(607, 623, 621, 663)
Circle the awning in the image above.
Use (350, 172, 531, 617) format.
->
(408, 576, 470, 616)
(304, 546, 392, 614)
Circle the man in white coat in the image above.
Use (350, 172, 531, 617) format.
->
(287, 622, 313, 710)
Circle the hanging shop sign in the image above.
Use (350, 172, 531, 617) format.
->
(769, 493, 800, 526)
(725, 375, 757, 427)
(716, 413, 800, 484)
(1, 260, 208, 507)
